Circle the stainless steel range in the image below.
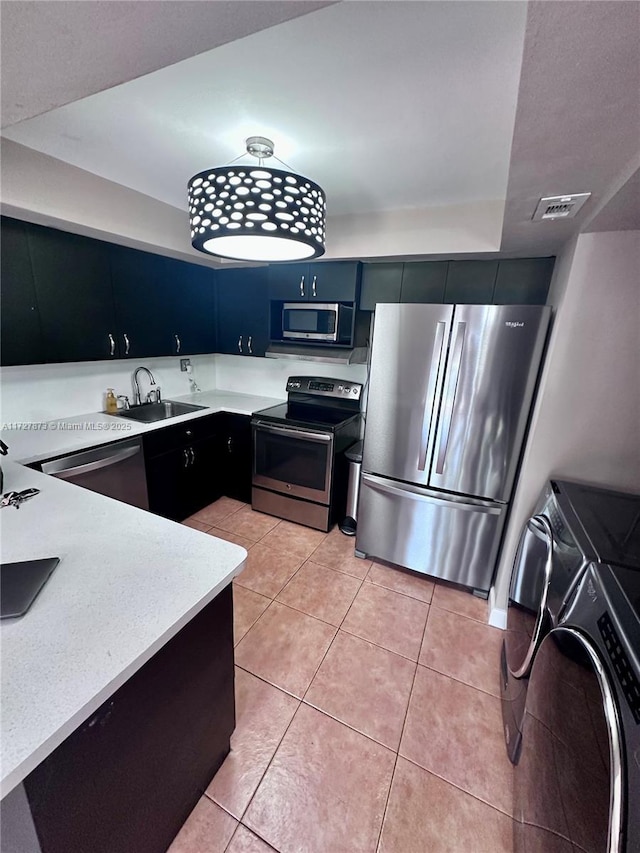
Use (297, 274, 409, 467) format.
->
(251, 376, 362, 531)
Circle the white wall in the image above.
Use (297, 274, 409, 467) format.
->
(490, 230, 640, 618)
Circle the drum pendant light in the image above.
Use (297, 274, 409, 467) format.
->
(188, 136, 326, 262)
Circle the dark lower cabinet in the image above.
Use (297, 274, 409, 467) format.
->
(0, 217, 45, 365)
(144, 415, 223, 521)
(219, 414, 253, 503)
(22, 586, 235, 853)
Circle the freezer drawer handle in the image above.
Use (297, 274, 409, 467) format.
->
(509, 514, 555, 680)
(42, 444, 140, 479)
(418, 321, 447, 471)
(435, 321, 466, 474)
(362, 474, 501, 514)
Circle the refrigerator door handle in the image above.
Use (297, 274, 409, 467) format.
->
(362, 473, 502, 514)
(435, 321, 466, 474)
(418, 321, 447, 471)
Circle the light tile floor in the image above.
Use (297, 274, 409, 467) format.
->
(170, 499, 513, 853)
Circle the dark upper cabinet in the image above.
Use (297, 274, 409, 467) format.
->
(217, 267, 269, 357)
(493, 258, 555, 305)
(110, 247, 172, 359)
(267, 263, 309, 300)
(359, 263, 403, 311)
(400, 262, 448, 303)
(110, 248, 216, 358)
(0, 217, 45, 366)
(28, 223, 120, 362)
(444, 260, 499, 304)
(309, 262, 361, 302)
(268, 261, 360, 302)
(162, 257, 216, 355)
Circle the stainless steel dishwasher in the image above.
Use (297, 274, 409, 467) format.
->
(40, 438, 149, 510)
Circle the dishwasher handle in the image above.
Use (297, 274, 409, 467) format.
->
(42, 443, 141, 480)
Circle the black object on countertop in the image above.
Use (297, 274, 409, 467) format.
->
(1, 557, 60, 618)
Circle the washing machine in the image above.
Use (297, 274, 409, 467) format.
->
(501, 479, 640, 762)
(513, 560, 640, 852)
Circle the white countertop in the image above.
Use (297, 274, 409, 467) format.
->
(0, 460, 248, 798)
(2, 390, 283, 465)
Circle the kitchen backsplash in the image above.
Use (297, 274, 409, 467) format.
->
(0, 355, 368, 424)
(0, 355, 217, 424)
(214, 355, 368, 400)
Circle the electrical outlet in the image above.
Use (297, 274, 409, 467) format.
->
(180, 358, 191, 372)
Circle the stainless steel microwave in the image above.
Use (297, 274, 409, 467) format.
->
(282, 303, 353, 343)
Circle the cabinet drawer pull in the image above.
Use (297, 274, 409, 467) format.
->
(183, 448, 190, 468)
(238, 335, 243, 353)
(189, 447, 195, 466)
(312, 275, 317, 297)
(123, 333, 130, 355)
(108, 333, 115, 356)
(175, 334, 181, 353)
(300, 275, 305, 297)
(248, 335, 253, 354)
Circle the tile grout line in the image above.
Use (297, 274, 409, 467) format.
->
(398, 753, 516, 822)
(417, 660, 503, 702)
(374, 593, 433, 853)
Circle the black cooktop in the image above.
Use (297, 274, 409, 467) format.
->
(253, 402, 360, 431)
(556, 480, 640, 570)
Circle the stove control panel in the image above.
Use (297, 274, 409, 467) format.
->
(287, 376, 363, 401)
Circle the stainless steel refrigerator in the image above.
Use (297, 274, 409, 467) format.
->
(356, 303, 551, 594)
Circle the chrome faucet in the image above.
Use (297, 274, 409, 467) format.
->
(132, 367, 161, 406)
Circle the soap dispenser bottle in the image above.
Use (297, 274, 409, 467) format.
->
(105, 388, 118, 414)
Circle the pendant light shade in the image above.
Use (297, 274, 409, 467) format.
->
(188, 137, 326, 262)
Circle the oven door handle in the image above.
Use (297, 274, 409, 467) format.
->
(253, 421, 333, 443)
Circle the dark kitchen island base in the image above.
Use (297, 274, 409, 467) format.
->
(19, 584, 235, 853)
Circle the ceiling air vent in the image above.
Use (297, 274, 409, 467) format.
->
(532, 193, 591, 221)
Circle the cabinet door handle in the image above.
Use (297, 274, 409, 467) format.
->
(175, 334, 181, 354)
(227, 437, 233, 454)
(238, 335, 243, 353)
(189, 447, 195, 466)
(108, 333, 115, 356)
(123, 333, 130, 355)
(248, 335, 253, 354)
(183, 448, 190, 468)
(312, 275, 317, 297)
(300, 275, 305, 297)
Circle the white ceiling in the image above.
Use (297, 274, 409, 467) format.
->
(1, 2, 527, 219)
(0, 1, 334, 127)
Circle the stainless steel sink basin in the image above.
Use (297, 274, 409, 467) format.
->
(116, 401, 207, 423)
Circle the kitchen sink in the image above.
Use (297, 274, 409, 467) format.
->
(116, 401, 207, 423)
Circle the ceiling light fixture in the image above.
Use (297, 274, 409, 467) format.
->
(188, 136, 326, 262)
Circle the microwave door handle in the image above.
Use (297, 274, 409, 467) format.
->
(418, 321, 447, 471)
